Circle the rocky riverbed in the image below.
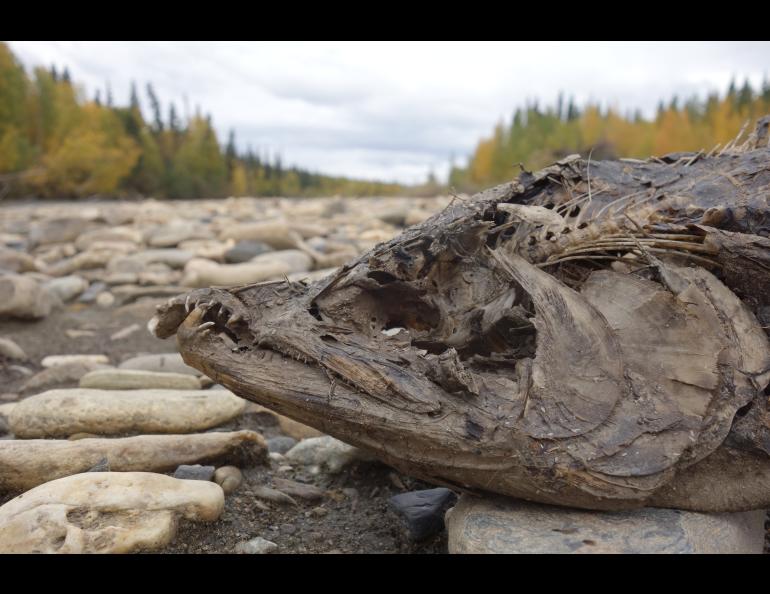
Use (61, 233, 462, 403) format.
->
(0, 195, 767, 554)
(0, 196, 454, 554)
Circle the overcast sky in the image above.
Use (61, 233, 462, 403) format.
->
(8, 41, 770, 184)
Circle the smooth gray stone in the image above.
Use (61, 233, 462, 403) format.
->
(78, 281, 107, 303)
(234, 536, 278, 554)
(445, 495, 766, 554)
(266, 436, 297, 454)
(173, 464, 215, 481)
(224, 241, 272, 264)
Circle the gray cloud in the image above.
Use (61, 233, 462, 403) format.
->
(8, 41, 770, 184)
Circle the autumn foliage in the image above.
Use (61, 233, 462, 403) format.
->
(451, 85, 770, 191)
(0, 42, 404, 199)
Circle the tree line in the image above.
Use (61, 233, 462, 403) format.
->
(450, 80, 770, 191)
(0, 42, 404, 199)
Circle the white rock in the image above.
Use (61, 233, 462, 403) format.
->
(181, 250, 312, 288)
(0, 472, 224, 553)
(43, 275, 89, 302)
(0, 274, 59, 319)
(95, 292, 115, 308)
(234, 536, 278, 554)
(0, 431, 265, 493)
(42, 354, 110, 368)
(0, 337, 26, 360)
(79, 369, 202, 390)
(219, 220, 301, 249)
(8, 388, 247, 438)
(109, 324, 140, 341)
(285, 435, 371, 474)
(213, 466, 244, 495)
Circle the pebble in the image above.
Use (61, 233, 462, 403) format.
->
(43, 275, 88, 302)
(77, 281, 107, 303)
(95, 291, 115, 307)
(266, 435, 298, 454)
(388, 488, 458, 542)
(173, 464, 216, 481)
(0, 472, 224, 553)
(234, 536, 278, 554)
(213, 466, 243, 494)
(109, 323, 140, 341)
(0, 337, 26, 360)
(285, 435, 370, 474)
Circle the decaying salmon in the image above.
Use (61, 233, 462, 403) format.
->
(151, 118, 770, 512)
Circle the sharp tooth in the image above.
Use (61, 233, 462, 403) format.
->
(196, 321, 215, 333)
(185, 295, 192, 313)
(226, 314, 242, 326)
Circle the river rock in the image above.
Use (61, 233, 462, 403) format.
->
(213, 466, 243, 494)
(0, 248, 36, 273)
(0, 274, 59, 319)
(8, 388, 247, 438)
(109, 324, 140, 341)
(43, 275, 88, 302)
(78, 281, 107, 303)
(0, 337, 26, 360)
(119, 352, 200, 376)
(266, 436, 297, 454)
(173, 464, 216, 481)
(42, 354, 110, 368)
(147, 222, 211, 248)
(389, 488, 457, 542)
(0, 472, 224, 553)
(0, 430, 265, 493)
(444, 495, 767, 554)
(28, 217, 93, 246)
(79, 369, 202, 390)
(181, 250, 312, 287)
(224, 241, 272, 263)
(95, 291, 115, 307)
(22, 362, 112, 393)
(234, 536, 278, 554)
(74, 227, 143, 251)
(219, 220, 301, 249)
(44, 249, 119, 277)
(108, 249, 193, 272)
(285, 435, 369, 474)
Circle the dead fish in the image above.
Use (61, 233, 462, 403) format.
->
(150, 119, 770, 512)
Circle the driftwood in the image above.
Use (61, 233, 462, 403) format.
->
(152, 118, 770, 512)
